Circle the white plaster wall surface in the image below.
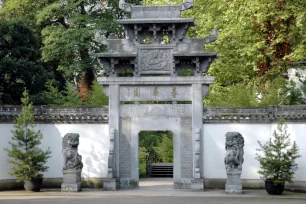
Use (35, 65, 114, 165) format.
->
(203, 123, 306, 182)
(0, 124, 109, 180)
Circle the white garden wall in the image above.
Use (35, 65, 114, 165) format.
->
(0, 121, 305, 190)
(203, 123, 306, 182)
(0, 124, 109, 180)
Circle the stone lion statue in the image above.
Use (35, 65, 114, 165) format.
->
(62, 133, 83, 171)
(224, 132, 244, 171)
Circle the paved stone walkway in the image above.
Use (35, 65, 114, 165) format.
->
(0, 179, 305, 204)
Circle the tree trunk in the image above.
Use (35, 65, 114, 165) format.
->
(78, 69, 95, 101)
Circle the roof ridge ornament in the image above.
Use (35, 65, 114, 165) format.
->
(119, 0, 132, 12)
(181, 0, 194, 11)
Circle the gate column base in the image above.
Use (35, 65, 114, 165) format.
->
(191, 178, 204, 191)
(103, 178, 119, 191)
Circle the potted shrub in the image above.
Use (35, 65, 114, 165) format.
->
(255, 118, 300, 195)
(5, 90, 52, 192)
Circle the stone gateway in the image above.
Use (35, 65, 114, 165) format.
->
(96, 1, 216, 191)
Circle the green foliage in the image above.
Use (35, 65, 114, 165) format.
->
(258, 78, 305, 106)
(43, 82, 83, 106)
(138, 131, 173, 176)
(178, 69, 194, 76)
(139, 131, 162, 149)
(0, 20, 50, 104)
(43, 81, 109, 106)
(4, 90, 52, 182)
(43, 81, 65, 105)
(155, 135, 173, 163)
(62, 83, 83, 106)
(146, 0, 306, 106)
(139, 147, 148, 177)
(140, 36, 152, 44)
(0, 0, 141, 91)
(205, 83, 257, 107)
(88, 81, 109, 106)
(255, 118, 301, 184)
(161, 35, 171, 44)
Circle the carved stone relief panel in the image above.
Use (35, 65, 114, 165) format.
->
(138, 47, 173, 75)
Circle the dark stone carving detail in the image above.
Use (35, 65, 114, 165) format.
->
(181, 0, 194, 11)
(63, 133, 83, 171)
(176, 24, 190, 42)
(224, 132, 244, 171)
(61, 133, 83, 192)
(119, 0, 132, 12)
(138, 48, 172, 74)
(224, 132, 244, 194)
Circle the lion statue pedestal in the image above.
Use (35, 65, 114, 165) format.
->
(61, 133, 83, 192)
(224, 132, 244, 194)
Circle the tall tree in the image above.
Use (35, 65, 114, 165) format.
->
(36, 0, 141, 100)
(146, 0, 306, 106)
(1, 0, 140, 101)
(0, 20, 51, 104)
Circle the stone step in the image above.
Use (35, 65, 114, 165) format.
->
(150, 163, 173, 178)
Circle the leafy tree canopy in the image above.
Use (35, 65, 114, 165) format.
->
(146, 0, 306, 106)
(0, 0, 136, 101)
(0, 20, 53, 104)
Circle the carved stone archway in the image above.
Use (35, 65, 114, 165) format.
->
(96, 2, 216, 190)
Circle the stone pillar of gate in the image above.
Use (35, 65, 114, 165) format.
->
(191, 84, 204, 190)
(103, 85, 120, 190)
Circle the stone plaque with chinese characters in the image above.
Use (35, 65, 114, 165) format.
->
(120, 85, 191, 101)
(138, 47, 173, 75)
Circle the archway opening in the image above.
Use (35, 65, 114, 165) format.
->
(139, 131, 174, 180)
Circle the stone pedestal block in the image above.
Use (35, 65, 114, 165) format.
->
(61, 169, 82, 192)
(191, 178, 204, 191)
(103, 178, 119, 191)
(225, 170, 242, 194)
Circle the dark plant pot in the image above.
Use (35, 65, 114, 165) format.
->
(265, 180, 284, 195)
(24, 178, 43, 192)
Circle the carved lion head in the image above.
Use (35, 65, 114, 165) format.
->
(225, 132, 244, 150)
(62, 133, 80, 149)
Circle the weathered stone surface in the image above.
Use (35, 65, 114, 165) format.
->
(224, 132, 244, 171)
(225, 170, 243, 194)
(120, 104, 192, 118)
(224, 132, 244, 194)
(226, 184, 242, 194)
(191, 178, 204, 191)
(131, 5, 182, 19)
(61, 183, 81, 192)
(61, 169, 82, 192)
(138, 47, 173, 74)
(0, 106, 108, 123)
(103, 178, 119, 191)
(120, 85, 191, 101)
(98, 76, 215, 85)
(62, 133, 83, 171)
(180, 118, 193, 179)
(62, 133, 83, 192)
(119, 118, 131, 178)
